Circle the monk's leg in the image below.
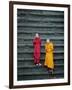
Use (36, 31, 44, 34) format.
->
(37, 59, 40, 64)
(36, 53, 40, 64)
(34, 54, 37, 64)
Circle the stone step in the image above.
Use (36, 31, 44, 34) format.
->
(18, 20, 64, 25)
(17, 59, 64, 67)
(17, 59, 64, 64)
(17, 23, 64, 28)
(17, 43, 64, 46)
(17, 27, 64, 31)
(17, 66, 64, 79)
(17, 36, 64, 40)
(17, 50, 64, 54)
(17, 12, 64, 18)
(17, 33, 64, 38)
(17, 59, 64, 66)
(17, 46, 64, 51)
(18, 9, 64, 16)
(17, 53, 64, 58)
(17, 21, 64, 26)
(17, 30, 64, 34)
(17, 67, 64, 80)
(17, 73, 64, 81)
(17, 63, 64, 69)
(17, 69, 64, 76)
(17, 16, 64, 22)
(17, 40, 64, 44)
(17, 55, 64, 61)
(17, 45, 64, 52)
(18, 26, 64, 31)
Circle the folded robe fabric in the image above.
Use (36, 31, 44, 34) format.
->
(44, 42, 54, 69)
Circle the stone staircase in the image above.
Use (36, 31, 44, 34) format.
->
(17, 9, 64, 81)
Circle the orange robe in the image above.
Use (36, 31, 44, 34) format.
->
(44, 42, 54, 69)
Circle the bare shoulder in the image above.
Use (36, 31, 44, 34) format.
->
(50, 42, 53, 46)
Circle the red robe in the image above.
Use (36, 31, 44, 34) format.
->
(33, 37, 41, 64)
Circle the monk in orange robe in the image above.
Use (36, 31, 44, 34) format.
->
(44, 39, 54, 73)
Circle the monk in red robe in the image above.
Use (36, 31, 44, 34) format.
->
(33, 33, 41, 66)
